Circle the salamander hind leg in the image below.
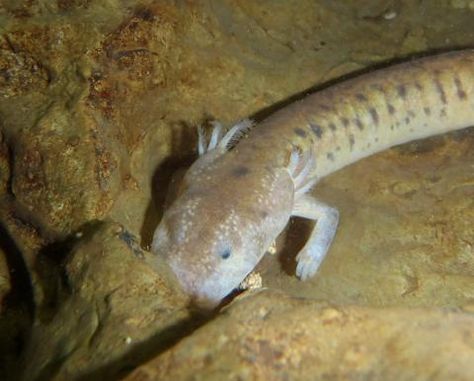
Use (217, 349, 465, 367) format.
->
(292, 195, 339, 280)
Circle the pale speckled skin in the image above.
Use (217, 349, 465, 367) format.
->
(152, 50, 474, 307)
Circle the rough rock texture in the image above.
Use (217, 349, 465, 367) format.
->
(0, 23, 125, 239)
(0, 0, 473, 380)
(19, 221, 190, 381)
(125, 290, 474, 381)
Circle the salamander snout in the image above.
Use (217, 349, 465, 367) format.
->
(151, 206, 261, 308)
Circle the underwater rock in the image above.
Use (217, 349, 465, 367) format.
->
(3, 100, 124, 238)
(0, 41, 49, 99)
(20, 221, 190, 381)
(125, 289, 474, 381)
(0, 7, 136, 238)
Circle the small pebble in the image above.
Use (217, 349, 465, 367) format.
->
(239, 272, 263, 291)
(383, 10, 397, 20)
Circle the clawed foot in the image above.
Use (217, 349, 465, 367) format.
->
(295, 248, 325, 281)
(292, 195, 340, 281)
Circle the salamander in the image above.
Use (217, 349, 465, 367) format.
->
(151, 50, 474, 307)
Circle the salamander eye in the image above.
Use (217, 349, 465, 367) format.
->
(219, 248, 232, 260)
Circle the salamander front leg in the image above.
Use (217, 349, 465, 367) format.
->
(292, 195, 339, 280)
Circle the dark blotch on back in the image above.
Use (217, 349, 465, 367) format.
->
(294, 127, 307, 137)
(369, 108, 379, 125)
(340, 117, 349, 128)
(231, 165, 250, 177)
(397, 84, 407, 99)
(310, 123, 323, 138)
(423, 107, 431, 116)
(370, 83, 384, 92)
(354, 118, 364, 130)
(454, 76, 467, 100)
(329, 123, 337, 131)
(349, 134, 355, 150)
(387, 103, 396, 115)
(356, 93, 368, 102)
(327, 152, 335, 161)
(434, 79, 447, 104)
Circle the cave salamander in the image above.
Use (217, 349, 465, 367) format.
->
(152, 50, 474, 306)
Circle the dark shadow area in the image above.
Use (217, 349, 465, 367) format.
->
(33, 221, 103, 324)
(278, 218, 313, 277)
(140, 121, 197, 250)
(13, 221, 112, 381)
(0, 222, 35, 317)
(0, 221, 35, 381)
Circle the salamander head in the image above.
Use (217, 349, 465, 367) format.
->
(151, 119, 294, 307)
(151, 191, 267, 308)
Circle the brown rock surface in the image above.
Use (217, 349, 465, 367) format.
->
(125, 290, 474, 381)
(0, 19, 126, 237)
